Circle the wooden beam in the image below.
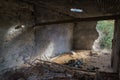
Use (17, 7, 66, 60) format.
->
(34, 14, 120, 26)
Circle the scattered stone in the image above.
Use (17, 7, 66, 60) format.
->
(17, 78, 25, 80)
(104, 53, 109, 55)
(89, 51, 98, 56)
(87, 65, 96, 71)
(64, 59, 99, 72)
(64, 59, 84, 69)
(0, 60, 96, 80)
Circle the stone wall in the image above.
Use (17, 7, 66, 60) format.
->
(0, 0, 98, 74)
(0, 0, 35, 72)
(73, 21, 98, 50)
(0, 0, 73, 72)
(34, 24, 73, 60)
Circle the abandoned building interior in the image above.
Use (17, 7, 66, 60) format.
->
(0, 0, 120, 80)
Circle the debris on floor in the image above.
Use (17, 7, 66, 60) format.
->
(64, 59, 99, 72)
(0, 50, 119, 80)
(0, 59, 96, 80)
(0, 59, 119, 80)
(51, 50, 113, 72)
(96, 72, 119, 80)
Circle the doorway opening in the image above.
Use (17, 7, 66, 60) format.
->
(90, 20, 115, 72)
(93, 20, 114, 53)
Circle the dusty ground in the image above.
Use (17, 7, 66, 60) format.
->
(51, 50, 113, 72)
(1, 50, 118, 80)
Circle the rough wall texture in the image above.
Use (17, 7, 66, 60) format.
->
(0, 0, 98, 74)
(32, 5, 73, 60)
(0, 0, 73, 73)
(34, 24, 73, 60)
(111, 20, 120, 73)
(0, 0, 35, 72)
(73, 21, 98, 50)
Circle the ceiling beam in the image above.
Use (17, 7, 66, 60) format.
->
(34, 14, 120, 26)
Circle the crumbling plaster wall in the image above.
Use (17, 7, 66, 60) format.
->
(0, 0, 73, 72)
(73, 22, 98, 50)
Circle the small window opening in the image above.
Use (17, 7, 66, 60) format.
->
(70, 8, 83, 13)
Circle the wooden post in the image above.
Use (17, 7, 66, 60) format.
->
(111, 20, 120, 73)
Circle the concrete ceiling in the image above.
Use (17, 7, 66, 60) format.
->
(22, 0, 120, 18)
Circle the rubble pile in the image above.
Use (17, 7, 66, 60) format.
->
(64, 59, 99, 72)
(0, 59, 119, 80)
(0, 59, 96, 80)
(96, 72, 119, 80)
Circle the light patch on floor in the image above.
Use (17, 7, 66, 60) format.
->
(51, 50, 113, 72)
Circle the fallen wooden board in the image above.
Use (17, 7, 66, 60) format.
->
(0, 59, 96, 80)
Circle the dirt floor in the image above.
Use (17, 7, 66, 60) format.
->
(51, 50, 113, 72)
(1, 50, 118, 80)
